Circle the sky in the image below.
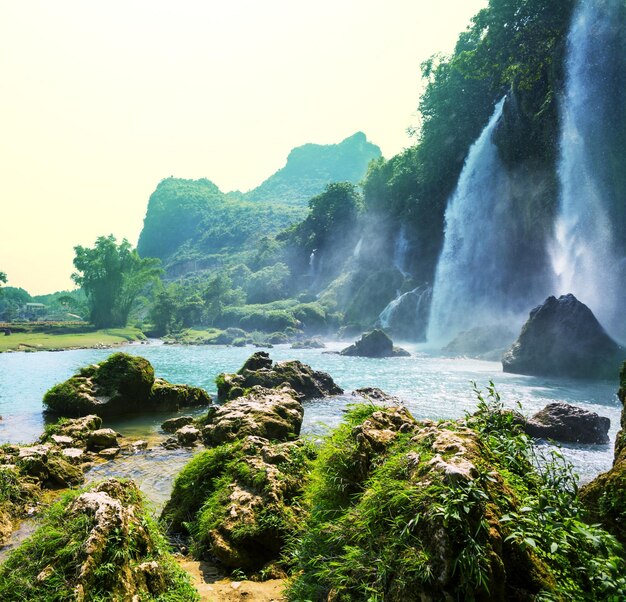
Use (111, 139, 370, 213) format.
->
(0, 0, 487, 295)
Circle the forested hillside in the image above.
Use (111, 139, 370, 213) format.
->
(131, 0, 626, 345)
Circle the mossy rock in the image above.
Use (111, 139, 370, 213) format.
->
(163, 436, 316, 572)
(0, 478, 199, 601)
(287, 402, 625, 601)
(216, 351, 343, 402)
(43, 353, 211, 417)
(340, 329, 410, 357)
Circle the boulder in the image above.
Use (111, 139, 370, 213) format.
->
(216, 351, 343, 402)
(352, 387, 401, 405)
(523, 402, 610, 444)
(86, 428, 119, 451)
(0, 479, 198, 600)
(176, 425, 201, 446)
(161, 415, 194, 433)
(502, 294, 623, 379)
(149, 378, 211, 410)
(340, 329, 410, 358)
(43, 352, 211, 417)
(291, 338, 326, 349)
(202, 386, 304, 446)
(163, 436, 316, 571)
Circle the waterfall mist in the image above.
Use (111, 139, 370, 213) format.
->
(551, 0, 626, 343)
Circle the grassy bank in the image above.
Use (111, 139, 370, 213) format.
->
(0, 325, 146, 352)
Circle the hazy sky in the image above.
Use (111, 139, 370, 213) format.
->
(0, 0, 487, 295)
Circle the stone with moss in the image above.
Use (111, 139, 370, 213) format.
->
(43, 352, 211, 417)
(287, 398, 626, 601)
(202, 385, 304, 446)
(0, 478, 199, 601)
(216, 351, 343, 402)
(163, 436, 316, 573)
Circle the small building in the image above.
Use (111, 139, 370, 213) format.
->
(23, 302, 47, 319)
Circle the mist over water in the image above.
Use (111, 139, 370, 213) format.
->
(551, 0, 626, 343)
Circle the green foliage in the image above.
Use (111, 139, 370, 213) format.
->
(245, 263, 291, 304)
(244, 132, 381, 205)
(72, 235, 162, 328)
(0, 482, 199, 601)
(137, 177, 306, 266)
(287, 388, 626, 601)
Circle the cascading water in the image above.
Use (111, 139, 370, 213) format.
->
(378, 285, 432, 340)
(393, 224, 410, 276)
(427, 98, 543, 345)
(551, 0, 626, 343)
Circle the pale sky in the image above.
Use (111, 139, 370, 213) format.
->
(0, 0, 487, 295)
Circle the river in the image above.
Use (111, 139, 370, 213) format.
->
(0, 341, 620, 506)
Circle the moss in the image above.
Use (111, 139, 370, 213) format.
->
(91, 352, 154, 399)
(0, 480, 199, 602)
(164, 437, 316, 573)
(286, 395, 626, 601)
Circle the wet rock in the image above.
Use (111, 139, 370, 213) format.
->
(98, 448, 121, 460)
(203, 386, 303, 446)
(161, 415, 194, 433)
(46, 455, 84, 487)
(50, 434, 74, 446)
(216, 351, 343, 402)
(352, 387, 400, 405)
(62, 448, 85, 461)
(86, 428, 119, 451)
(176, 425, 201, 446)
(43, 352, 210, 417)
(523, 402, 610, 444)
(580, 362, 626, 545)
(340, 329, 410, 358)
(291, 338, 326, 349)
(502, 294, 623, 379)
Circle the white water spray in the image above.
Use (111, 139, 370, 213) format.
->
(551, 0, 625, 341)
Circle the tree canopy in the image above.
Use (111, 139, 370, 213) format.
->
(72, 235, 162, 328)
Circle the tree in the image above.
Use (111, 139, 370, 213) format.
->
(0, 272, 6, 291)
(72, 235, 162, 328)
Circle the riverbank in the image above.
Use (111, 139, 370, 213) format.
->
(0, 324, 146, 353)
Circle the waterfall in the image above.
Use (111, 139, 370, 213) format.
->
(309, 250, 317, 280)
(378, 285, 432, 340)
(551, 0, 626, 342)
(393, 225, 410, 276)
(353, 237, 363, 258)
(428, 98, 538, 345)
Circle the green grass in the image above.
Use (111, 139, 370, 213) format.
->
(0, 481, 199, 601)
(0, 327, 145, 352)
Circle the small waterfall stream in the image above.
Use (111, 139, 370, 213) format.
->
(551, 0, 626, 342)
(393, 225, 410, 276)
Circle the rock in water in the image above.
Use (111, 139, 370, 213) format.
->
(502, 294, 623, 379)
(524, 402, 610, 444)
(202, 386, 304, 446)
(340, 329, 410, 358)
(43, 352, 211, 417)
(216, 351, 342, 402)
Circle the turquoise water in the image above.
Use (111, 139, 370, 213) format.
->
(0, 341, 621, 492)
